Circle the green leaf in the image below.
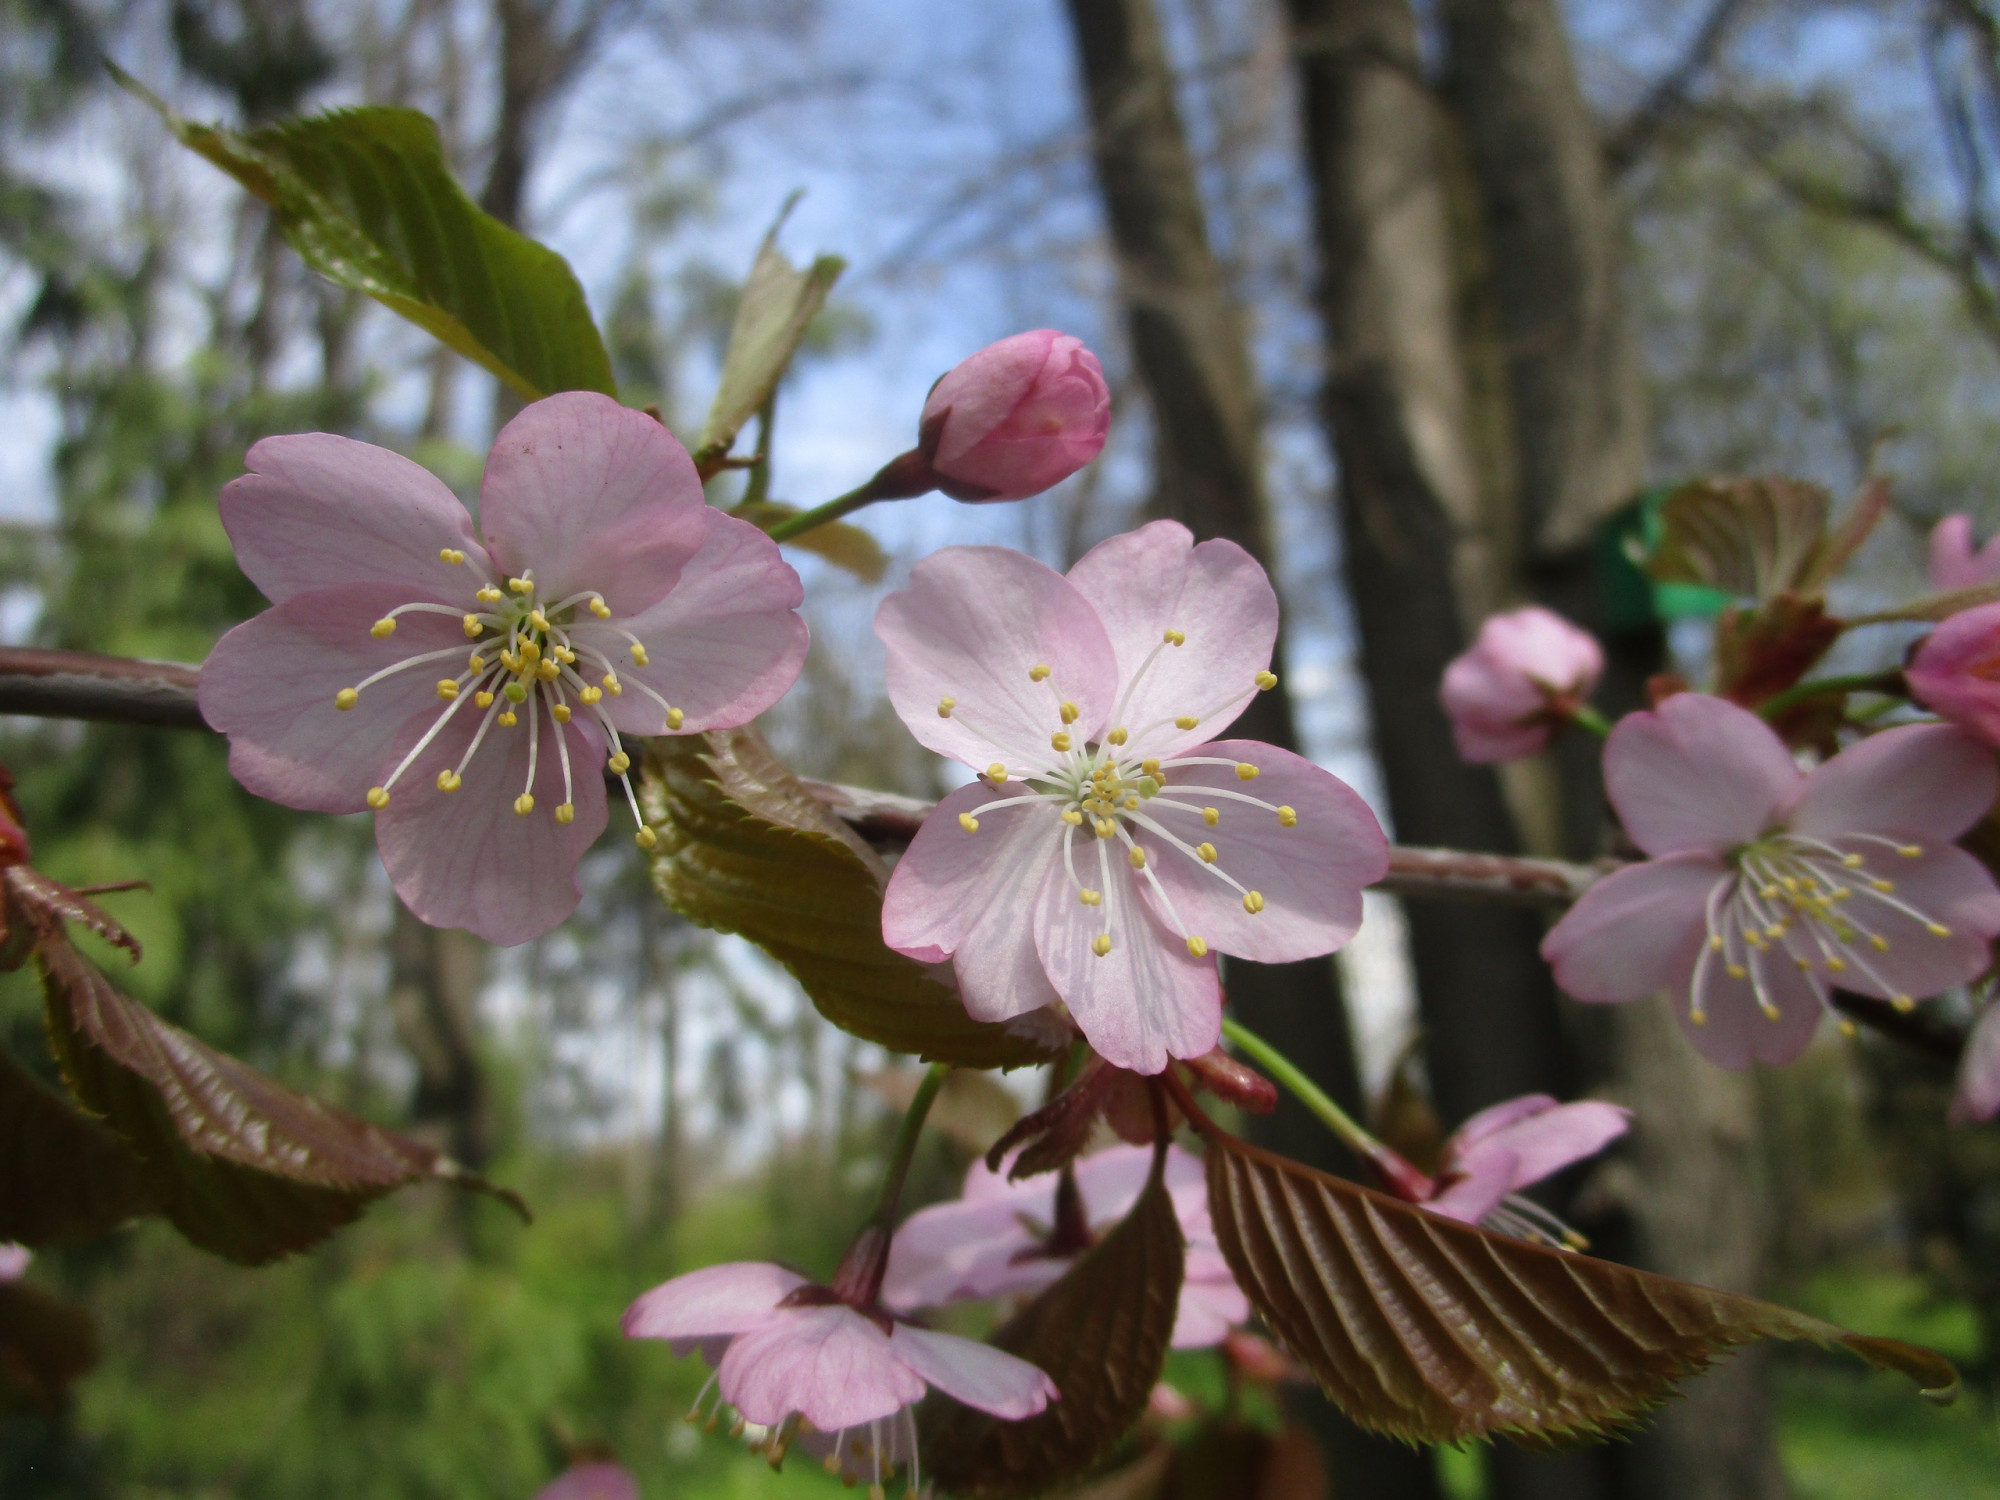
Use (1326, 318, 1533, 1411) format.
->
(639, 728, 1064, 1069)
(919, 1146, 1184, 1496)
(39, 932, 528, 1265)
(111, 66, 613, 401)
(0, 1043, 156, 1247)
(729, 500, 886, 581)
(1202, 1126, 1956, 1445)
(694, 203, 844, 466)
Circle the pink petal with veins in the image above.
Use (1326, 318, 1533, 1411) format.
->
(1791, 721, 1998, 843)
(719, 1306, 925, 1431)
(1606, 694, 1802, 856)
(1541, 853, 1720, 1004)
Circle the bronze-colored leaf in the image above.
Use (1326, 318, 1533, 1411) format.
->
(0, 1044, 155, 1247)
(1203, 1129, 1956, 1445)
(921, 1146, 1185, 1497)
(640, 728, 1065, 1069)
(1642, 478, 1831, 600)
(39, 934, 526, 1265)
(729, 500, 886, 581)
(0, 1280, 99, 1411)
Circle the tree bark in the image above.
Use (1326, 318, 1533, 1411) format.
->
(1064, 2, 1440, 1491)
(387, 898, 494, 1172)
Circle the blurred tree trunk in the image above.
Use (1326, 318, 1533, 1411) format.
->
(387, 899, 494, 1172)
(1063, 1, 1441, 1493)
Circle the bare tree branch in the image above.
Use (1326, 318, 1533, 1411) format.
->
(1604, 0, 1756, 175)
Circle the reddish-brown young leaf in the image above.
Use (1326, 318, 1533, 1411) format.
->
(1642, 477, 1832, 600)
(1201, 1129, 1956, 1445)
(0, 1280, 100, 1411)
(0, 1044, 156, 1246)
(920, 1144, 1185, 1497)
(641, 728, 1066, 1069)
(39, 934, 526, 1265)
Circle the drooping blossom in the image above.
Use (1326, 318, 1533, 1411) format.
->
(1952, 998, 2000, 1124)
(531, 1464, 638, 1500)
(883, 1144, 1249, 1349)
(1542, 693, 2000, 1068)
(623, 1252, 1055, 1493)
(200, 393, 808, 944)
(1929, 514, 2000, 592)
(1907, 601, 2000, 748)
(876, 521, 1387, 1074)
(918, 331, 1110, 501)
(0, 1243, 29, 1282)
(1439, 606, 1604, 763)
(1408, 1094, 1629, 1246)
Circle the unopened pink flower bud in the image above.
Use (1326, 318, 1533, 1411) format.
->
(1930, 514, 2000, 592)
(1908, 601, 2000, 745)
(918, 330, 1110, 501)
(1439, 606, 1604, 763)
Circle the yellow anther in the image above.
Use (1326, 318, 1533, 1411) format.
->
(630, 644, 650, 666)
(1163, 629, 1185, 646)
(1123, 795, 1140, 810)
(1197, 842, 1218, 863)
(1277, 805, 1297, 827)
(589, 597, 612, 618)
(463, 613, 483, 638)
(579, 686, 603, 705)
(505, 682, 528, 704)
(1760, 1001, 1782, 1021)
(440, 547, 465, 565)
(537, 659, 560, 681)
(436, 679, 459, 701)
(508, 577, 533, 594)
(666, 707, 685, 730)
(498, 711, 518, 727)
(1187, 936, 1209, 958)
(604, 673, 622, 696)
(527, 610, 549, 632)
(476, 586, 503, 603)
(1837, 1018, 1859, 1037)
(1128, 846, 1147, 869)
(552, 704, 571, 723)
(1709, 935, 1724, 951)
(1255, 670, 1277, 690)
(366, 787, 389, 810)
(1898, 843, 1923, 857)
(608, 752, 631, 775)
(500, 651, 521, 672)
(1764, 923, 1784, 939)
(555, 803, 575, 825)
(1141, 758, 1161, 775)
(1870, 934, 1890, 951)
(1092, 933, 1113, 957)
(371, 617, 397, 638)
(1928, 922, 1952, 937)
(469, 651, 487, 672)
(987, 763, 1009, 784)
(1062, 808, 1084, 825)
(1840, 852, 1864, 868)
(334, 688, 359, 711)
(1236, 762, 1259, 781)
(1726, 963, 1748, 979)
(1892, 994, 1916, 1013)
(554, 645, 576, 664)
(513, 794, 535, 817)
(1175, 716, 1199, 730)
(938, 697, 955, 718)
(475, 691, 495, 708)
(824, 1454, 843, 1476)
(436, 770, 461, 793)
(1871, 878, 1895, 893)
(636, 826, 658, 850)
(1107, 726, 1128, 746)
(868, 1485, 885, 1500)
(1795, 956, 1812, 970)
(1029, 664, 1051, 682)
(519, 638, 541, 663)
(1095, 818, 1117, 839)
(959, 812, 980, 834)
(1690, 1008, 1708, 1026)
(1202, 807, 1219, 826)
(1079, 888, 1101, 906)
(1826, 956, 1847, 972)
(1243, 890, 1266, 914)
(1052, 731, 1072, 752)
(1059, 700, 1079, 724)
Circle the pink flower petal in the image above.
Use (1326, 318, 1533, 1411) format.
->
(1605, 694, 1802, 856)
(719, 1305, 923, 1431)
(1680, 947, 1824, 1068)
(1952, 1001, 2000, 1124)
(1440, 607, 1603, 765)
(889, 1324, 1058, 1419)
(1140, 741, 1386, 962)
(1906, 602, 2000, 745)
(1449, 1100, 1630, 1190)
(1033, 854, 1221, 1074)
(881, 1194, 1046, 1311)
(478, 393, 709, 617)
(1541, 853, 1722, 1003)
(1171, 1249, 1249, 1350)
(1801, 843, 2000, 1003)
(221, 434, 486, 605)
(372, 704, 609, 945)
(1790, 722, 1999, 844)
(1423, 1151, 1520, 1226)
(875, 547, 1118, 775)
(882, 784, 1065, 1023)
(0, 1244, 29, 1283)
(1064, 522, 1280, 760)
(1440, 1094, 1561, 1157)
(571, 506, 806, 738)
(621, 1261, 804, 1345)
(1929, 514, 2000, 591)
(199, 584, 467, 813)
(927, 334, 1057, 466)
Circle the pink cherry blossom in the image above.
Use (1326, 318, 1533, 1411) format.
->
(1421, 1094, 1629, 1240)
(876, 521, 1387, 1074)
(200, 393, 808, 944)
(532, 1465, 638, 1500)
(1929, 514, 2000, 592)
(919, 331, 1110, 501)
(623, 1259, 1055, 1492)
(1542, 693, 2000, 1068)
(0, 1243, 29, 1282)
(882, 1144, 1249, 1349)
(1439, 606, 1604, 763)
(1951, 1000, 2000, 1124)
(1908, 601, 2000, 747)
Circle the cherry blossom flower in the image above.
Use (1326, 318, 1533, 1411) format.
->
(200, 393, 807, 944)
(1951, 999, 2000, 1124)
(882, 1144, 1249, 1349)
(876, 521, 1387, 1073)
(623, 1255, 1054, 1494)
(0, 1243, 28, 1282)
(531, 1465, 638, 1500)
(1930, 514, 2000, 592)
(1439, 606, 1604, 763)
(1418, 1095, 1628, 1244)
(918, 331, 1110, 501)
(1907, 601, 2000, 747)
(1542, 693, 2000, 1068)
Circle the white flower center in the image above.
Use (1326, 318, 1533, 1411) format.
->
(1689, 830, 1948, 1027)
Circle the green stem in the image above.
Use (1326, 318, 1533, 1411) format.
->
(1219, 1017, 1377, 1159)
(1756, 670, 1905, 721)
(872, 1061, 949, 1225)
(764, 482, 880, 543)
(1568, 703, 1613, 738)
